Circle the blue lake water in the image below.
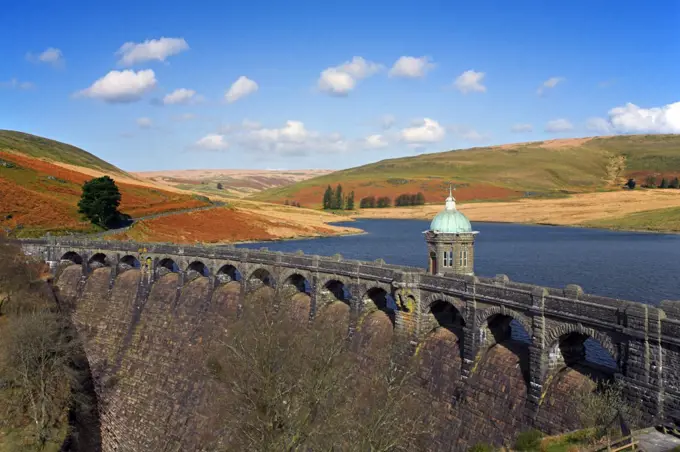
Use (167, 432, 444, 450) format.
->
(236, 219, 680, 305)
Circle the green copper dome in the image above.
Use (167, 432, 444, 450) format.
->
(429, 189, 473, 233)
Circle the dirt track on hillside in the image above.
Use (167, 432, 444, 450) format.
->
(352, 190, 680, 226)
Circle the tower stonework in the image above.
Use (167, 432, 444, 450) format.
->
(425, 188, 478, 276)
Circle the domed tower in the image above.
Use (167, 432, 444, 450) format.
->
(424, 187, 478, 276)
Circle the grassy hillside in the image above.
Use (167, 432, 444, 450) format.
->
(0, 130, 125, 174)
(0, 133, 211, 237)
(254, 134, 680, 207)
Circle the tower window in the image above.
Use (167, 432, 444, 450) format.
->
(460, 248, 468, 267)
(445, 250, 453, 267)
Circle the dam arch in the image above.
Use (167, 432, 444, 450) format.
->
(88, 253, 109, 270)
(216, 264, 242, 283)
(157, 257, 179, 273)
(61, 251, 83, 266)
(187, 260, 210, 277)
(119, 255, 141, 270)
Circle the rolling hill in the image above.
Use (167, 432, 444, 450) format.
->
(254, 134, 680, 207)
(0, 130, 125, 175)
(135, 168, 333, 198)
(0, 130, 211, 237)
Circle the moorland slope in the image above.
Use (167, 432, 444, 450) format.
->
(0, 131, 359, 241)
(0, 130, 211, 236)
(255, 134, 680, 207)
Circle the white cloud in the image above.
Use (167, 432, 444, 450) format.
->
(26, 47, 64, 67)
(545, 118, 574, 133)
(136, 117, 153, 128)
(116, 37, 189, 66)
(76, 69, 157, 103)
(605, 102, 680, 134)
(586, 117, 612, 133)
(163, 88, 197, 105)
(225, 76, 258, 103)
(389, 56, 435, 78)
(241, 119, 262, 130)
(195, 134, 229, 151)
(0, 78, 34, 90)
(364, 134, 388, 149)
(220, 120, 348, 156)
(453, 70, 486, 94)
(449, 125, 487, 142)
(317, 56, 382, 96)
(511, 123, 533, 133)
(400, 118, 446, 144)
(537, 77, 564, 96)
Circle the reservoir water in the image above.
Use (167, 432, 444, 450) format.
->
(237, 219, 680, 305)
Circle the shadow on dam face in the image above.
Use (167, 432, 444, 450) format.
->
(51, 261, 625, 452)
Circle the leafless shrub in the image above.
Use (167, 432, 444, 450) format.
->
(576, 379, 643, 436)
(201, 289, 435, 451)
(0, 234, 90, 449)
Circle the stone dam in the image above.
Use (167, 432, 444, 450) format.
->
(19, 237, 680, 451)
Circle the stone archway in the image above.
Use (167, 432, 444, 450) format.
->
(186, 261, 210, 277)
(356, 286, 397, 352)
(88, 253, 109, 271)
(158, 258, 180, 275)
(475, 305, 533, 348)
(61, 251, 83, 266)
(536, 324, 620, 434)
(119, 255, 141, 272)
(279, 272, 312, 323)
(417, 298, 467, 403)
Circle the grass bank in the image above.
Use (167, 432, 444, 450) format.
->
(584, 206, 680, 233)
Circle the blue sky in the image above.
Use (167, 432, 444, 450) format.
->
(1, 0, 678, 171)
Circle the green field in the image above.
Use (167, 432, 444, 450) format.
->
(0, 130, 126, 175)
(254, 134, 680, 205)
(585, 206, 680, 233)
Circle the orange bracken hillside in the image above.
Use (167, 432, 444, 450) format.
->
(0, 151, 210, 236)
(107, 207, 361, 244)
(271, 180, 519, 207)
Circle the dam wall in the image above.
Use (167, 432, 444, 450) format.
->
(19, 238, 680, 451)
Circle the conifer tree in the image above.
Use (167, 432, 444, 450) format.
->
(323, 186, 333, 210)
(334, 184, 344, 210)
(78, 176, 123, 228)
(346, 191, 355, 210)
(660, 178, 669, 188)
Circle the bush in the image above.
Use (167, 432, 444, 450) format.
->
(514, 429, 544, 451)
(360, 196, 376, 209)
(575, 380, 642, 432)
(376, 196, 392, 208)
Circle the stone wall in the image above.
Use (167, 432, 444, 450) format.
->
(19, 238, 680, 451)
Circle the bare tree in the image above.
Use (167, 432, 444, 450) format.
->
(201, 289, 435, 451)
(0, 234, 91, 449)
(575, 379, 643, 436)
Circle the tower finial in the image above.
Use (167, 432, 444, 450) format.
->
(445, 184, 456, 210)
